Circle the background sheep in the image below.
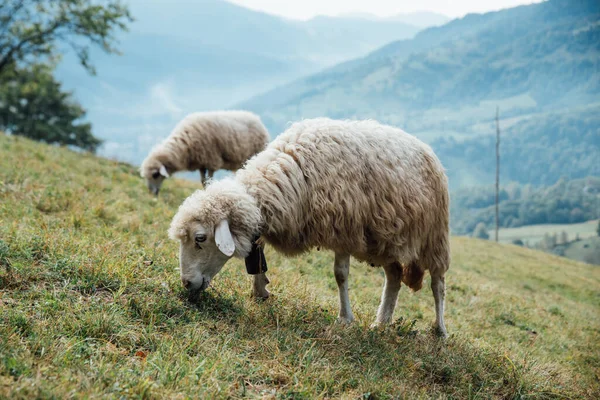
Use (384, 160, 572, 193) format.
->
(140, 110, 269, 195)
(169, 118, 450, 336)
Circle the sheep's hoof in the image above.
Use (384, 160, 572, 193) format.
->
(336, 316, 354, 325)
(433, 325, 448, 339)
(369, 321, 386, 330)
(253, 288, 270, 300)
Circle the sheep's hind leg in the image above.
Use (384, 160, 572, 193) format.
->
(371, 261, 402, 328)
(206, 170, 214, 183)
(431, 273, 448, 338)
(253, 273, 270, 299)
(334, 253, 354, 324)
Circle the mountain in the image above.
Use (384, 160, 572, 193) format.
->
(390, 11, 451, 27)
(55, 0, 420, 164)
(1, 132, 599, 398)
(337, 11, 450, 27)
(239, 0, 600, 188)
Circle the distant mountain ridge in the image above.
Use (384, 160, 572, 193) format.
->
(335, 11, 450, 27)
(56, 0, 423, 163)
(239, 0, 600, 188)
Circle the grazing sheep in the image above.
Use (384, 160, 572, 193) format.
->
(140, 110, 269, 195)
(169, 118, 450, 336)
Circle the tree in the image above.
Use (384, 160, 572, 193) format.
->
(473, 223, 490, 240)
(0, 0, 131, 151)
(542, 233, 557, 250)
(560, 231, 569, 245)
(0, 62, 101, 152)
(597, 220, 600, 237)
(0, 0, 132, 75)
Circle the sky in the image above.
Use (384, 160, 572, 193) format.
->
(228, 0, 541, 20)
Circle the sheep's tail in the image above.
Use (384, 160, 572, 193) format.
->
(401, 261, 424, 292)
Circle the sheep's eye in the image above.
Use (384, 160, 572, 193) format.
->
(195, 234, 207, 249)
(151, 171, 160, 179)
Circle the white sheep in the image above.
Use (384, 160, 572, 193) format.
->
(169, 118, 450, 336)
(140, 110, 269, 195)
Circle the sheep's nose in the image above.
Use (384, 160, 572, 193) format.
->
(181, 278, 191, 289)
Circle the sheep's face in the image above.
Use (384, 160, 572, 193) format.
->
(178, 220, 236, 295)
(142, 164, 169, 196)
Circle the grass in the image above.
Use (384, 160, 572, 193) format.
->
(563, 237, 600, 265)
(1, 133, 600, 398)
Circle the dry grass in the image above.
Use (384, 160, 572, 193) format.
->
(1, 134, 599, 398)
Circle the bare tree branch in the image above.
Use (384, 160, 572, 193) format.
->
(0, 0, 27, 43)
(0, 18, 64, 72)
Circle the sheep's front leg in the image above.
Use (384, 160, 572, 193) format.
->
(199, 168, 207, 187)
(431, 273, 448, 338)
(206, 169, 214, 183)
(252, 273, 270, 299)
(372, 261, 402, 327)
(334, 253, 354, 324)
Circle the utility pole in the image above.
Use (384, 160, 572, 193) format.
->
(495, 106, 500, 243)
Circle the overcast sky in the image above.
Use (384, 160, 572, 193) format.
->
(228, 0, 541, 20)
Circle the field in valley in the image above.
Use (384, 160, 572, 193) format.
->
(498, 220, 599, 245)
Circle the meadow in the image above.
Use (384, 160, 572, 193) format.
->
(498, 221, 599, 246)
(1, 133, 599, 398)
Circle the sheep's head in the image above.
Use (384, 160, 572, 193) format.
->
(168, 180, 261, 296)
(140, 161, 169, 196)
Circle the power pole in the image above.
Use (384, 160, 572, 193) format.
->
(495, 107, 500, 243)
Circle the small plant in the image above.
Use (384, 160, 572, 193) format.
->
(393, 317, 418, 338)
(548, 306, 563, 317)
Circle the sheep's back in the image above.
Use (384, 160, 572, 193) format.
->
(240, 118, 449, 265)
(170, 111, 269, 171)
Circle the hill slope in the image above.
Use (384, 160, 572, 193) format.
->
(239, 0, 600, 188)
(1, 134, 599, 398)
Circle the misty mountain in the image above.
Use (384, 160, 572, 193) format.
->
(239, 0, 600, 188)
(55, 0, 421, 163)
(337, 11, 450, 27)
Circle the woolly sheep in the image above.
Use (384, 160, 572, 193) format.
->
(140, 110, 269, 195)
(168, 118, 450, 336)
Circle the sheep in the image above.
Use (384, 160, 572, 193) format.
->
(140, 110, 269, 195)
(168, 118, 450, 336)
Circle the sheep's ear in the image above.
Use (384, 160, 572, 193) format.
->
(159, 165, 169, 178)
(215, 220, 235, 257)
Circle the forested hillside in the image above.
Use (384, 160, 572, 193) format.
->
(451, 176, 600, 235)
(240, 0, 600, 188)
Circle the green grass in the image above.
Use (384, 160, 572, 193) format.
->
(1, 133, 599, 398)
(563, 237, 600, 265)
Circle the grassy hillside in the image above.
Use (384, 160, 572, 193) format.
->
(1, 134, 599, 398)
